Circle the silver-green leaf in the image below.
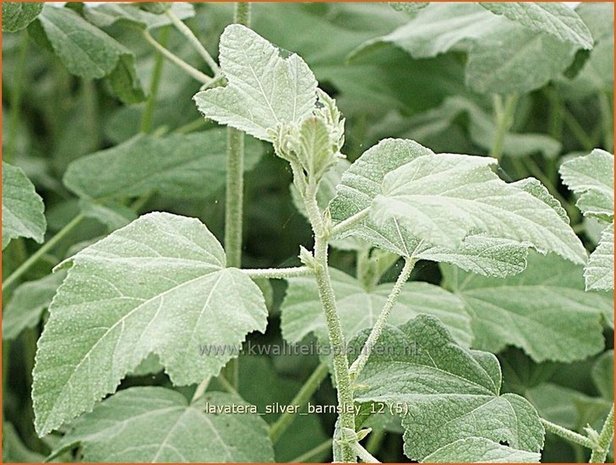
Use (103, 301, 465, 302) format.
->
(194, 24, 317, 141)
(55, 387, 274, 462)
(32, 212, 268, 436)
(442, 252, 611, 362)
(281, 268, 473, 348)
(353, 315, 544, 461)
(2, 162, 46, 249)
(63, 130, 261, 200)
(2, 2, 43, 32)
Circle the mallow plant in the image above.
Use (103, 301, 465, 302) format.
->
(2, 2, 614, 463)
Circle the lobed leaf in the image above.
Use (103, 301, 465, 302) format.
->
(585, 223, 614, 291)
(54, 387, 274, 462)
(2, 162, 46, 249)
(442, 252, 611, 362)
(63, 129, 261, 201)
(32, 212, 268, 436)
(281, 268, 472, 348)
(330, 138, 586, 268)
(353, 315, 545, 461)
(194, 24, 317, 141)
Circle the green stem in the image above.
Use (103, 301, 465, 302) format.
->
(141, 26, 169, 134)
(269, 362, 329, 443)
(349, 258, 415, 379)
(234, 2, 251, 27)
(216, 373, 240, 397)
(175, 117, 208, 134)
(598, 92, 613, 152)
(242, 266, 312, 280)
(165, 9, 220, 75)
(225, 128, 244, 268)
(142, 29, 213, 85)
(490, 94, 518, 160)
(540, 418, 595, 449)
(545, 87, 563, 141)
(2, 214, 85, 293)
(563, 108, 594, 152)
(5, 31, 29, 163)
(351, 442, 380, 463)
(589, 406, 614, 463)
(366, 429, 386, 456)
(304, 183, 356, 462)
(289, 439, 333, 463)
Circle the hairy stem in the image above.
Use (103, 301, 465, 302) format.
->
(2, 214, 85, 293)
(269, 362, 329, 443)
(142, 29, 213, 84)
(589, 406, 614, 463)
(222, 2, 252, 390)
(289, 439, 333, 463)
(234, 2, 251, 27)
(303, 183, 356, 462)
(242, 266, 312, 279)
(490, 94, 518, 160)
(540, 418, 595, 449)
(140, 26, 169, 133)
(225, 128, 244, 268)
(349, 258, 415, 378)
(165, 9, 220, 75)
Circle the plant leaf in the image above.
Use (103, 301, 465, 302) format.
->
(83, 2, 194, 30)
(193, 24, 317, 141)
(592, 350, 614, 401)
(78, 200, 137, 232)
(2, 162, 46, 249)
(352, 315, 544, 461)
(480, 3, 593, 49)
(3, 272, 66, 340)
(32, 212, 268, 436)
(586, 223, 614, 291)
(63, 130, 261, 200)
(3, 423, 46, 463)
(281, 268, 472, 347)
(560, 149, 614, 221)
(2, 2, 43, 32)
(423, 438, 540, 463)
(331, 138, 586, 266)
(54, 387, 274, 462)
(441, 252, 611, 362)
(29, 5, 144, 104)
(349, 3, 579, 95)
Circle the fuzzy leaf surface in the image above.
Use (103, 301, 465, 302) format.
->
(55, 388, 274, 462)
(353, 315, 544, 461)
(442, 252, 611, 362)
(32, 212, 268, 436)
(586, 223, 614, 291)
(560, 149, 614, 221)
(423, 438, 540, 463)
(63, 130, 261, 200)
(281, 268, 472, 347)
(479, 2, 593, 49)
(194, 24, 317, 141)
(2, 162, 46, 249)
(331, 138, 585, 267)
